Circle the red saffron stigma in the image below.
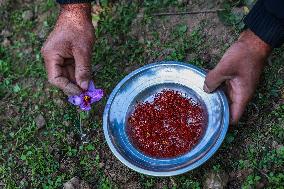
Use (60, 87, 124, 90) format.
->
(127, 89, 206, 158)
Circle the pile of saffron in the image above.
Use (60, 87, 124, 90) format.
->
(127, 89, 205, 158)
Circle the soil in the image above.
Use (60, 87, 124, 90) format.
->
(1, 0, 283, 188)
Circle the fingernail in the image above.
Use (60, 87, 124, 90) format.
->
(203, 84, 211, 93)
(81, 81, 89, 90)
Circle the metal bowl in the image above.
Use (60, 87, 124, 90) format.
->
(103, 61, 229, 176)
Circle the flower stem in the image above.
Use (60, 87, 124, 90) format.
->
(79, 111, 89, 144)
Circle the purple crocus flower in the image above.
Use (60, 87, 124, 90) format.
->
(68, 81, 104, 111)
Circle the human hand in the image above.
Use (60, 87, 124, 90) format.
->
(203, 29, 271, 124)
(41, 3, 94, 96)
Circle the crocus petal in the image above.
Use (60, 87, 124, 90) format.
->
(88, 89, 104, 103)
(88, 80, 96, 92)
(68, 95, 82, 105)
(80, 103, 91, 111)
(67, 81, 103, 111)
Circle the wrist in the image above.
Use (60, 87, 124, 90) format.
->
(238, 29, 272, 59)
(59, 3, 92, 20)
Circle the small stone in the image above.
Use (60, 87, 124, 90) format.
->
(203, 172, 229, 189)
(2, 38, 11, 47)
(22, 10, 33, 21)
(35, 114, 46, 129)
(1, 29, 12, 37)
(63, 177, 91, 189)
(64, 177, 80, 189)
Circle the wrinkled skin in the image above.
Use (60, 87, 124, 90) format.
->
(204, 29, 271, 124)
(41, 3, 94, 96)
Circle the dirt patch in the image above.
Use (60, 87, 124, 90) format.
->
(99, 145, 141, 188)
(130, 0, 236, 67)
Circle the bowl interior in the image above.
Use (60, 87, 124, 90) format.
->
(103, 62, 229, 176)
(125, 83, 208, 156)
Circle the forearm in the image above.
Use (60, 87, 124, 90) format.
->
(57, 0, 94, 4)
(59, 3, 92, 21)
(56, 3, 92, 31)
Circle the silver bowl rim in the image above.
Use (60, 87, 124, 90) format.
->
(103, 61, 229, 176)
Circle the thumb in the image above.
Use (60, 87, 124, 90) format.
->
(73, 48, 92, 90)
(203, 67, 228, 93)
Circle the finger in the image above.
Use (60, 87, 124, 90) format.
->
(203, 67, 227, 93)
(66, 64, 76, 83)
(226, 82, 248, 125)
(44, 55, 81, 96)
(229, 99, 247, 125)
(64, 59, 76, 82)
(222, 80, 231, 99)
(53, 76, 81, 96)
(57, 60, 76, 85)
(73, 46, 92, 91)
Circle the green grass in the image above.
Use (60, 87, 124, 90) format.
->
(0, 0, 283, 188)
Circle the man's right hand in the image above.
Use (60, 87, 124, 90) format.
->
(41, 3, 95, 96)
(203, 30, 271, 124)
